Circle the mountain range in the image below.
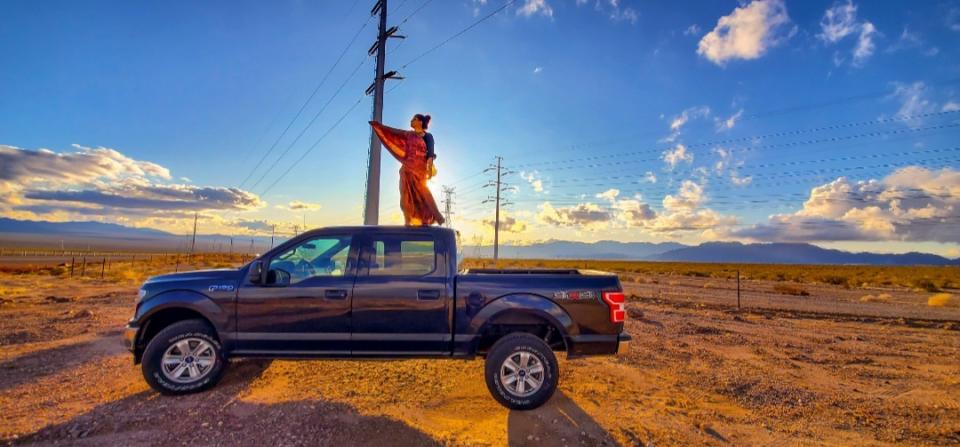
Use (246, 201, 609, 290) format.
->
(0, 218, 957, 265)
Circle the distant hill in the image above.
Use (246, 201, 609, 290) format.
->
(0, 217, 172, 237)
(648, 242, 959, 266)
(463, 240, 686, 260)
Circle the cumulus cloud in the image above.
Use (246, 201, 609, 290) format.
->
(234, 219, 273, 233)
(537, 202, 612, 229)
(287, 200, 321, 211)
(521, 171, 545, 193)
(942, 101, 960, 112)
(643, 171, 658, 183)
(0, 144, 263, 219)
(733, 167, 960, 243)
(662, 144, 694, 170)
(482, 215, 529, 233)
(818, 1, 878, 67)
(697, 0, 792, 66)
(596, 188, 620, 202)
(518, 0, 553, 18)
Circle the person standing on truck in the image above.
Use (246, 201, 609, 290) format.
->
(369, 114, 445, 227)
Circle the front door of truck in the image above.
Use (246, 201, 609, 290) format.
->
(235, 234, 356, 355)
(350, 232, 451, 355)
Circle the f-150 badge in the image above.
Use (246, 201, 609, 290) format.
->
(553, 290, 595, 301)
(208, 284, 235, 292)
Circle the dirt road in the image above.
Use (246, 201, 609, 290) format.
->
(1, 273, 959, 446)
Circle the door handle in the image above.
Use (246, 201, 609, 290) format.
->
(417, 289, 441, 300)
(324, 289, 348, 300)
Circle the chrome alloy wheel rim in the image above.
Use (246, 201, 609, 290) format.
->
(499, 351, 544, 397)
(161, 338, 216, 383)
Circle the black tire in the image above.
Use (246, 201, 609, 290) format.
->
(141, 319, 226, 395)
(484, 332, 559, 410)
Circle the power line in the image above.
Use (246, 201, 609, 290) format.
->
(250, 56, 370, 190)
(513, 109, 960, 169)
(260, 93, 369, 196)
(400, 0, 517, 69)
(238, 15, 373, 189)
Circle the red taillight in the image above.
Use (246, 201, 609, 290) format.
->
(602, 291, 626, 323)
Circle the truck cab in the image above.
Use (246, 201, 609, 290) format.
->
(125, 226, 630, 410)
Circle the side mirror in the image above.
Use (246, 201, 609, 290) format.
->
(267, 269, 291, 286)
(249, 261, 264, 284)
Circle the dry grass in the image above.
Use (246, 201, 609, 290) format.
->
(928, 293, 958, 307)
(0, 252, 252, 285)
(461, 258, 960, 291)
(860, 293, 893, 303)
(773, 283, 810, 296)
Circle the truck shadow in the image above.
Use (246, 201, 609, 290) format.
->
(0, 332, 123, 393)
(507, 391, 620, 446)
(6, 359, 442, 446)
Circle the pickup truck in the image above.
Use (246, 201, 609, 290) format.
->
(124, 226, 630, 410)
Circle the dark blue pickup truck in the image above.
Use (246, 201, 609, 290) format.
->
(124, 226, 629, 409)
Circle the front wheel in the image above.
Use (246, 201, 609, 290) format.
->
(484, 333, 559, 410)
(141, 319, 226, 395)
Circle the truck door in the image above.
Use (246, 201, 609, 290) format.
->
(234, 234, 356, 355)
(351, 232, 451, 355)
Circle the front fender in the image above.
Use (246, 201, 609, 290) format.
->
(135, 290, 228, 331)
(468, 293, 577, 353)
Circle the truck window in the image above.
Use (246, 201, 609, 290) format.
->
(269, 235, 352, 284)
(367, 236, 436, 276)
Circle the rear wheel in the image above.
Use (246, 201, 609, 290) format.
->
(142, 319, 226, 395)
(484, 333, 558, 410)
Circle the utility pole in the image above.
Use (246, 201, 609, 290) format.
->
(363, 0, 404, 225)
(190, 212, 198, 253)
(229, 237, 234, 255)
(483, 156, 515, 261)
(270, 224, 276, 249)
(441, 186, 456, 227)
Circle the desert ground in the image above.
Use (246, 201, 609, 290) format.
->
(1, 255, 958, 446)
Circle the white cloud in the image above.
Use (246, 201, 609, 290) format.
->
(533, 66, 543, 74)
(518, 0, 553, 18)
(731, 173, 753, 186)
(596, 188, 620, 202)
(943, 101, 960, 112)
(663, 180, 704, 211)
(684, 24, 701, 36)
(0, 144, 263, 219)
(817, 1, 878, 67)
(521, 170, 545, 193)
(715, 109, 744, 131)
(733, 167, 960, 243)
(537, 202, 611, 229)
(643, 171, 657, 183)
(890, 81, 935, 124)
(287, 200, 321, 211)
(670, 106, 711, 132)
(662, 144, 694, 170)
(697, 0, 792, 66)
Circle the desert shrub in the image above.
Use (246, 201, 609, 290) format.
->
(821, 275, 849, 287)
(912, 278, 941, 293)
(773, 283, 810, 296)
(860, 293, 892, 303)
(685, 270, 710, 278)
(928, 293, 957, 307)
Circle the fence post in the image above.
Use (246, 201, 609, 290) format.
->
(81, 256, 86, 277)
(737, 269, 740, 310)
(70, 257, 75, 278)
(101, 258, 106, 279)
(175, 255, 180, 273)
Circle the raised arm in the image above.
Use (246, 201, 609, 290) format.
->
(369, 121, 407, 161)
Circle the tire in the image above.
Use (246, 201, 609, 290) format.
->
(141, 319, 226, 395)
(484, 332, 559, 410)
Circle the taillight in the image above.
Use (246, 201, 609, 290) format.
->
(601, 291, 626, 323)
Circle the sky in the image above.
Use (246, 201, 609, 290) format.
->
(1, 0, 959, 256)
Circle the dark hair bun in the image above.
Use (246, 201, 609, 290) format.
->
(422, 114, 431, 128)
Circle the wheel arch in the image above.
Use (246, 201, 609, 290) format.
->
(469, 293, 577, 356)
(133, 291, 225, 363)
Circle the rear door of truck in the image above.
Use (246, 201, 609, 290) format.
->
(349, 230, 453, 355)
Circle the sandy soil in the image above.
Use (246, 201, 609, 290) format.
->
(1, 272, 959, 446)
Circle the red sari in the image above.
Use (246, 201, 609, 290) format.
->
(369, 121, 445, 226)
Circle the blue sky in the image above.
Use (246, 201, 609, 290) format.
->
(1, 0, 959, 255)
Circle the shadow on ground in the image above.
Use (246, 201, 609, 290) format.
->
(508, 391, 620, 446)
(7, 359, 443, 446)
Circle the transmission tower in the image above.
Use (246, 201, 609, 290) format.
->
(441, 185, 456, 227)
(482, 156, 515, 261)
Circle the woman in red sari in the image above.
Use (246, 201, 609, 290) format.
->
(369, 114, 445, 226)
